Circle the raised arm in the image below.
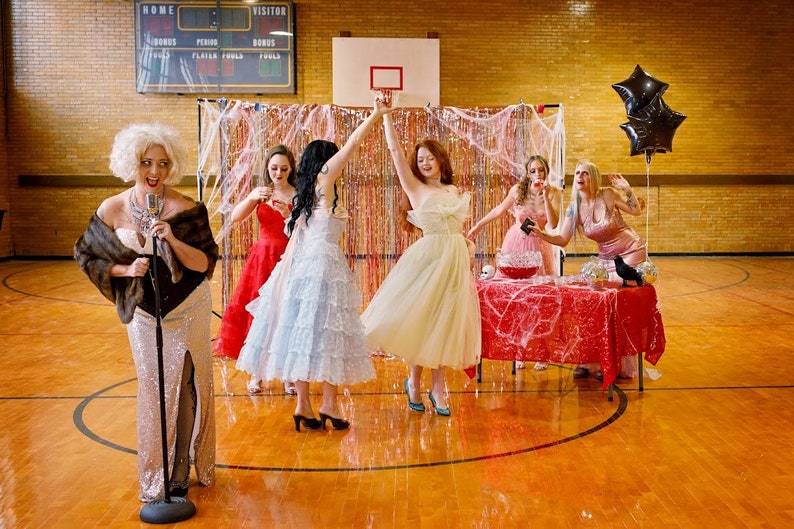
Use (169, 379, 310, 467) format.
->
(382, 113, 423, 200)
(467, 185, 518, 239)
(542, 185, 563, 230)
(317, 97, 391, 188)
(230, 187, 272, 223)
(607, 173, 643, 216)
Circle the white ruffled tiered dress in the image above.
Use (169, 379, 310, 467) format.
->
(236, 203, 376, 386)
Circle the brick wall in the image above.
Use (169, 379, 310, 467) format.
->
(2, 0, 792, 257)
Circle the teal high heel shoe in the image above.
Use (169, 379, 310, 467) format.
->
(427, 391, 450, 416)
(403, 378, 425, 412)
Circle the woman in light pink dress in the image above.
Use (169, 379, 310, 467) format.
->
(468, 155, 562, 277)
(468, 155, 562, 370)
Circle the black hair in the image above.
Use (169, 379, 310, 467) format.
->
(287, 139, 340, 235)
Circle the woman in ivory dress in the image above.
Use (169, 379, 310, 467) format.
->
(362, 104, 481, 416)
(74, 123, 218, 502)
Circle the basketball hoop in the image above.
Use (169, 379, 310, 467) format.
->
(370, 66, 403, 107)
(372, 88, 399, 107)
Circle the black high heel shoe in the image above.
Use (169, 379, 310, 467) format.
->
(168, 478, 189, 497)
(319, 413, 350, 431)
(292, 414, 323, 432)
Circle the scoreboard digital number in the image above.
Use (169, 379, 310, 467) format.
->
(135, 1, 296, 94)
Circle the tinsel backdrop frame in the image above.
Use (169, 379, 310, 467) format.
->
(196, 99, 565, 307)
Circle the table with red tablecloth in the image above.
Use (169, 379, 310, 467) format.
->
(475, 278, 666, 392)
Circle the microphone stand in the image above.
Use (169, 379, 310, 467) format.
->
(140, 216, 196, 523)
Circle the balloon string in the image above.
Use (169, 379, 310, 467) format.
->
(645, 158, 651, 259)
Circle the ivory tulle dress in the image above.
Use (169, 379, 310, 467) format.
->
(213, 203, 289, 359)
(497, 204, 557, 277)
(236, 202, 376, 386)
(362, 192, 481, 370)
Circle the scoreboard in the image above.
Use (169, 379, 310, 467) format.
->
(134, 1, 295, 94)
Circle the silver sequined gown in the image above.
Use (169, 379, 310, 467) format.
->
(117, 229, 215, 502)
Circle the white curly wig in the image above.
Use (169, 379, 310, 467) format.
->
(108, 123, 188, 184)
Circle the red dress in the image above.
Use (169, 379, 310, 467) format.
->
(213, 203, 289, 359)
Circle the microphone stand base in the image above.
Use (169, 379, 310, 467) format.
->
(140, 496, 196, 524)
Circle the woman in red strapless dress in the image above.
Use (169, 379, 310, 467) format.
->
(212, 145, 297, 394)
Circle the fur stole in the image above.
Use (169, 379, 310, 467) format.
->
(74, 202, 218, 324)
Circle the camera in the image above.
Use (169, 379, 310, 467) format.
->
(520, 218, 535, 235)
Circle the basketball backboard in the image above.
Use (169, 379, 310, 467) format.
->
(332, 37, 439, 107)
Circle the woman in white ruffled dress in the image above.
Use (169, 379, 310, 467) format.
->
(237, 96, 390, 431)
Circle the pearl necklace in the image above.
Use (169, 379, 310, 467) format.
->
(129, 187, 165, 234)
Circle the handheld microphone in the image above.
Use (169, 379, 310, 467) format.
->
(145, 193, 160, 218)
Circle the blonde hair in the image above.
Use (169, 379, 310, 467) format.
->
(516, 154, 550, 204)
(570, 159, 603, 233)
(575, 159, 602, 196)
(108, 123, 188, 184)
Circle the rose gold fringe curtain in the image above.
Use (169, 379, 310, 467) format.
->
(197, 99, 565, 308)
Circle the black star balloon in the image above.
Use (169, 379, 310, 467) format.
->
(612, 64, 669, 114)
(620, 93, 686, 162)
(630, 92, 687, 130)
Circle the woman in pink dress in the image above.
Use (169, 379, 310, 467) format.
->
(531, 159, 646, 379)
(468, 155, 562, 369)
(468, 155, 562, 277)
(212, 145, 297, 394)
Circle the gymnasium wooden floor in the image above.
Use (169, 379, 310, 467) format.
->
(1, 256, 793, 528)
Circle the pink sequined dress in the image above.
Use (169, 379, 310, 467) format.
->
(213, 203, 289, 359)
(581, 195, 647, 274)
(497, 204, 557, 277)
(579, 194, 647, 377)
